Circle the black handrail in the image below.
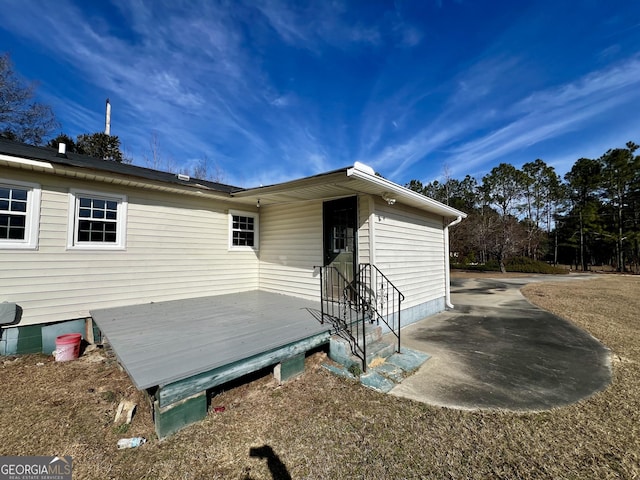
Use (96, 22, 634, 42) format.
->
(356, 264, 404, 354)
(317, 264, 405, 372)
(318, 265, 367, 372)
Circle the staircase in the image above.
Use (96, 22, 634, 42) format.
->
(328, 322, 396, 373)
(317, 264, 404, 374)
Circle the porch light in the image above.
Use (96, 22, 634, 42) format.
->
(381, 192, 396, 205)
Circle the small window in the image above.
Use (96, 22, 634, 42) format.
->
(0, 179, 41, 249)
(229, 210, 258, 250)
(68, 190, 127, 250)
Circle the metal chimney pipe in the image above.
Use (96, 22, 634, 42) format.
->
(105, 98, 111, 136)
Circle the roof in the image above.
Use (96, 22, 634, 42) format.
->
(0, 138, 466, 219)
(233, 162, 467, 219)
(0, 138, 240, 194)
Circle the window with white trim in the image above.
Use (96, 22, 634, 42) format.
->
(229, 210, 258, 250)
(0, 179, 41, 249)
(68, 190, 127, 249)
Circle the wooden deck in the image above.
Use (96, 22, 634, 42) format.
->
(91, 291, 329, 390)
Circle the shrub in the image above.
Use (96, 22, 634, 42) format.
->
(451, 261, 499, 272)
(452, 257, 568, 274)
(505, 257, 568, 274)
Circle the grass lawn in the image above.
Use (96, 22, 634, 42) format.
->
(1, 275, 639, 479)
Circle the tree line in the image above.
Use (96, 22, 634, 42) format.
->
(407, 143, 640, 273)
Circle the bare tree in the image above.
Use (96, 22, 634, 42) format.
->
(191, 153, 225, 183)
(143, 131, 177, 172)
(481, 163, 526, 272)
(0, 53, 58, 144)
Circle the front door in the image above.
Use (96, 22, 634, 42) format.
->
(323, 197, 357, 296)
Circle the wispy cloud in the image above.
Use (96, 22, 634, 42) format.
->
(357, 51, 640, 183)
(445, 55, 640, 175)
(2, 1, 276, 167)
(2, 0, 639, 189)
(253, 0, 383, 51)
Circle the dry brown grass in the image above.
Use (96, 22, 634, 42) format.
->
(1, 275, 639, 479)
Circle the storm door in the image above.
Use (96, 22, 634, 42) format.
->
(323, 196, 357, 299)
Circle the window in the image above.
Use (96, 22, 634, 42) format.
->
(229, 210, 258, 250)
(68, 190, 127, 250)
(0, 179, 41, 249)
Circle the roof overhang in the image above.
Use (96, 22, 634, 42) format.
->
(0, 138, 239, 198)
(0, 154, 233, 201)
(1, 139, 466, 219)
(232, 162, 467, 219)
(0, 153, 55, 172)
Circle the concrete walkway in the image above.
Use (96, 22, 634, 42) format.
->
(390, 275, 612, 411)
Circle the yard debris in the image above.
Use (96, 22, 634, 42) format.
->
(81, 351, 107, 363)
(368, 357, 386, 368)
(116, 437, 146, 449)
(2, 356, 21, 366)
(303, 351, 327, 370)
(613, 354, 635, 364)
(114, 399, 137, 425)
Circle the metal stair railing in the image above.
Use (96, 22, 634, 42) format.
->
(356, 263, 404, 354)
(317, 265, 368, 372)
(317, 264, 405, 372)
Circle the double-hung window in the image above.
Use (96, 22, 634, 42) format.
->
(0, 179, 41, 249)
(229, 210, 258, 250)
(68, 190, 127, 250)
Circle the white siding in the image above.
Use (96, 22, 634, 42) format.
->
(0, 170, 259, 326)
(357, 195, 372, 264)
(372, 198, 445, 309)
(258, 201, 323, 300)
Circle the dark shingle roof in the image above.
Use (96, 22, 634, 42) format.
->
(0, 138, 241, 194)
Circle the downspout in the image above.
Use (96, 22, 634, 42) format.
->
(368, 195, 376, 265)
(444, 216, 463, 309)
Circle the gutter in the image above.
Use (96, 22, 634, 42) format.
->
(444, 215, 463, 309)
(346, 163, 466, 218)
(345, 162, 467, 308)
(0, 154, 54, 171)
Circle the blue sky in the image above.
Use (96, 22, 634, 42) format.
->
(1, 1, 639, 188)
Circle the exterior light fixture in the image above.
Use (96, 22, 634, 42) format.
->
(381, 192, 396, 205)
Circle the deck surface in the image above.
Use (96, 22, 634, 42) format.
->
(91, 291, 328, 389)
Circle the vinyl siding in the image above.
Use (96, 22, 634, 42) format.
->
(258, 201, 323, 300)
(372, 198, 445, 309)
(357, 195, 372, 264)
(0, 170, 259, 326)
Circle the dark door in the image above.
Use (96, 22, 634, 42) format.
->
(323, 197, 357, 293)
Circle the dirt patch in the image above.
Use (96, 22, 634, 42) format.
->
(1, 276, 639, 479)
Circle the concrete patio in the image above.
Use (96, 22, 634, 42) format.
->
(389, 275, 612, 411)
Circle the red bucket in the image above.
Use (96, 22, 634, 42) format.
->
(54, 333, 82, 362)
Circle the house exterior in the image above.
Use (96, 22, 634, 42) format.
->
(0, 138, 466, 356)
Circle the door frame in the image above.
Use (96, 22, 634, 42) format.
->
(322, 196, 358, 279)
